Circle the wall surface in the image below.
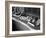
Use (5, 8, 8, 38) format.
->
(0, 0, 46, 38)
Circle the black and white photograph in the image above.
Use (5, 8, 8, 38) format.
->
(12, 7, 40, 31)
(8, 3, 44, 35)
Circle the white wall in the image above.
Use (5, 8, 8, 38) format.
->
(0, 0, 46, 38)
(0, 0, 5, 38)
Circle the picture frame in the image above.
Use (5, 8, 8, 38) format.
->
(5, 1, 45, 37)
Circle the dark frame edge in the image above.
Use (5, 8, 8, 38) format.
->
(5, 1, 10, 38)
